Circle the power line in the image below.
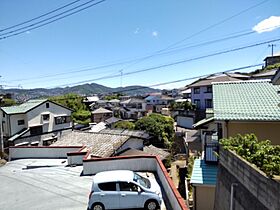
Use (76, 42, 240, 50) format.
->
(44, 38, 280, 88)
(45, 63, 263, 100)
(0, 0, 82, 32)
(117, 0, 270, 71)
(5, 25, 279, 84)
(0, 0, 106, 40)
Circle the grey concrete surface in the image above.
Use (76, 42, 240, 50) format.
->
(0, 159, 93, 210)
(0, 159, 167, 210)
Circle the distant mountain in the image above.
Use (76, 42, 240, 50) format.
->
(0, 83, 160, 101)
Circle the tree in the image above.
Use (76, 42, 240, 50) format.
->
(113, 121, 135, 130)
(135, 113, 174, 148)
(49, 93, 91, 125)
(0, 98, 16, 107)
(170, 101, 194, 111)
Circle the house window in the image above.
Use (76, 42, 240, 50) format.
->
(205, 86, 212, 93)
(194, 88, 200, 94)
(17, 119, 25, 125)
(194, 99, 201, 109)
(3, 112, 5, 117)
(46, 103, 49, 108)
(137, 103, 142, 109)
(42, 114, 50, 121)
(205, 99, 213, 108)
(55, 116, 71, 124)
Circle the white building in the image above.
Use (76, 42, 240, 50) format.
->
(1, 99, 73, 140)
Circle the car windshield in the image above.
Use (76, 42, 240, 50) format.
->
(133, 172, 151, 189)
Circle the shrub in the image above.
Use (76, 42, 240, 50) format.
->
(220, 134, 280, 177)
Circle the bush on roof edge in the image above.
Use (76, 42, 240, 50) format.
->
(220, 134, 280, 178)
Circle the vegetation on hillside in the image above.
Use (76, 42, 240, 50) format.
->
(113, 121, 135, 130)
(135, 113, 175, 148)
(104, 93, 124, 101)
(220, 134, 280, 177)
(0, 98, 16, 107)
(49, 93, 91, 124)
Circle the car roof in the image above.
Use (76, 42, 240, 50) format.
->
(93, 170, 135, 183)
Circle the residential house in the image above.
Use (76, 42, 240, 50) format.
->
(83, 95, 99, 108)
(145, 94, 174, 113)
(251, 68, 278, 80)
(212, 80, 280, 145)
(263, 55, 280, 67)
(190, 158, 218, 210)
(0, 99, 72, 144)
(91, 107, 113, 123)
(120, 98, 147, 119)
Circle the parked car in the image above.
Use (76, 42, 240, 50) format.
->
(88, 170, 162, 210)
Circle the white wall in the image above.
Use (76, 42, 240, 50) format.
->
(83, 157, 156, 175)
(27, 101, 72, 132)
(82, 157, 187, 210)
(9, 146, 82, 160)
(10, 114, 27, 136)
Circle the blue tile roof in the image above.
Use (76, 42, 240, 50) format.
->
(190, 159, 218, 186)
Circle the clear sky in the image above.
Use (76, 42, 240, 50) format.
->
(0, 0, 280, 90)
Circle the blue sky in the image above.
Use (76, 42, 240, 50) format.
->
(0, 0, 280, 90)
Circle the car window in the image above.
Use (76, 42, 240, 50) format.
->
(98, 182, 117, 191)
(119, 182, 138, 192)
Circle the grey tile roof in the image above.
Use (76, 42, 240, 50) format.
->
(52, 131, 130, 157)
(92, 107, 112, 114)
(1, 99, 47, 114)
(188, 75, 241, 88)
(99, 129, 150, 140)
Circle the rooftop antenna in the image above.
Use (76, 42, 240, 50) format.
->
(268, 44, 276, 56)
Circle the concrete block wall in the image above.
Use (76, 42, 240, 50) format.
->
(214, 147, 280, 210)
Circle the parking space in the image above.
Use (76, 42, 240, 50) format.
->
(0, 159, 168, 210)
(0, 159, 93, 210)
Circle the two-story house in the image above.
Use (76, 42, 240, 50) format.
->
(120, 98, 147, 119)
(0, 99, 73, 142)
(187, 73, 244, 121)
(145, 94, 174, 113)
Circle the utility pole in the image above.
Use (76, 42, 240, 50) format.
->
(268, 44, 276, 56)
(0, 75, 3, 157)
(120, 69, 123, 88)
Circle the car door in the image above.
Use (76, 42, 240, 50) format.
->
(118, 182, 144, 209)
(97, 182, 120, 209)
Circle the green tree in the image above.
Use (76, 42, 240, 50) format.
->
(220, 134, 280, 177)
(0, 98, 16, 107)
(135, 113, 174, 148)
(113, 121, 135, 130)
(49, 93, 91, 125)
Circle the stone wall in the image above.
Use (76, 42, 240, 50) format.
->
(214, 147, 280, 210)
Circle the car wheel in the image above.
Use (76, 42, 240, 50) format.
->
(91, 203, 105, 210)
(145, 200, 159, 210)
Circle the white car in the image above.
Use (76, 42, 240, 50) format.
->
(88, 170, 162, 210)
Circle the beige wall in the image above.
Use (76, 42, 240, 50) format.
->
(195, 186, 215, 210)
(227, 121, 280, 145)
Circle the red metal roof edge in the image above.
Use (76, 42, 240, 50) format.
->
(9, 146, 83, 149)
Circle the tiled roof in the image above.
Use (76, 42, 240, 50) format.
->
(190, 159, 217, 186)
(143, 145, 170, 160)
(251, 69, 277, 78)
(52, 131, 130, 157)
(99, 129, 150, 140)
(188, 75, 241, 88)
(1, 99, 47, 114)
(92, 107, 112, 114)
(213, 80, 280, 121)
